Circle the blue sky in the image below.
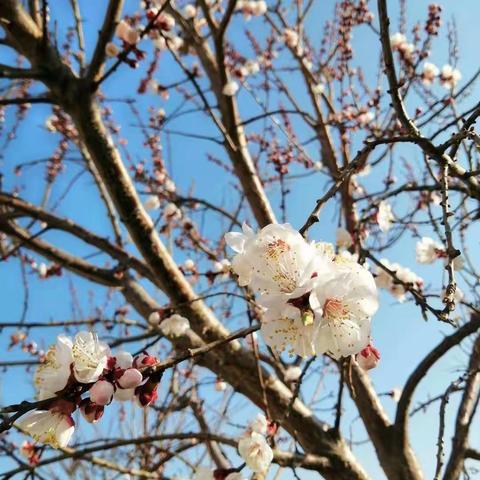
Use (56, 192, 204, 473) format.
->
(1, 1, 480, 478)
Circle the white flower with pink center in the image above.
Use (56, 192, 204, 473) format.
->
(71, 331, 110, 384)
(260, 299, 318, 357)
(222, 80, 239, 96)
(225, 223, 323, 295)
(238, 431, 273, 473)
(34, 335, 73, 400)
(310, 262, 378, 358)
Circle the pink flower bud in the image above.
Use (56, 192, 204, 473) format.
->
(115, 351, 133, 369)
(135, 379, 159, 407)
(118, 368, 143, 389)
(115, 20, 131, 41)
(89, 380, 114, 406)
(356, 344, 380, 371)
(133, 352, 158, 368)
(79, 399, 104, 423)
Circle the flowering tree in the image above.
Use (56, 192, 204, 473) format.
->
(0, 0, 479, 479)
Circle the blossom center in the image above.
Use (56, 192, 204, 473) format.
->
(265, 239, 290, 260)
(323, 298, 348, 322)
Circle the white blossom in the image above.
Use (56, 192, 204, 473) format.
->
(222, 80, 239, 96)
(115, 20, 139, 45)
(160, 314, 190, 337)
(38, 263, 47, 278)
(213, 259, 229, 273)
(183, 4, 197, 19)
(284, 28, 299, 48)
(390, 32, 406, 49)
(159, 13, 175, 31)
(440, 64, 461, 89)
(377, 201, 394, 232)
(261, 300, 318, 357)
(34, 335, 73, 400)
(238, 432, 273, 473)
(310, 261, 378, 358)
(215, 378, 227, 391)
(313, 161, 323, 171)
(358, 110, 375, 126)
(251, 1, 267, 16)
(416, 237, 443, 264)
(375, 259, 423, 302)
(71, 332, 110, 384)
(422, 62, 439, 85)
(17, 410, 74, 449)
(225, 223, 325, 295)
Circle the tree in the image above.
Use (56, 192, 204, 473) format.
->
(0, 0, 479, 478)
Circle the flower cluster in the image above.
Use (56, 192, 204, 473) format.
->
(390, 32, 415, 59)
(235, 0, 267, 20)
(225, 223, 379, 359)
(374, 259, 423, 302)
(416, 236, 464, 270)
(238, 414, 274, 474)
(17, 332, 163, 449)
(421, 63, 461, 89)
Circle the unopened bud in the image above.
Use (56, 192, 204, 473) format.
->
(89, 380, 114, 406)
(118, 368, 143, 389)
(79, 399, 104, 423)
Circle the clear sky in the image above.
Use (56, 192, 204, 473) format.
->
(1, 1, 480, 479)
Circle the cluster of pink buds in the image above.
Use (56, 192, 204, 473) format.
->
(80, 351, 160, 424)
